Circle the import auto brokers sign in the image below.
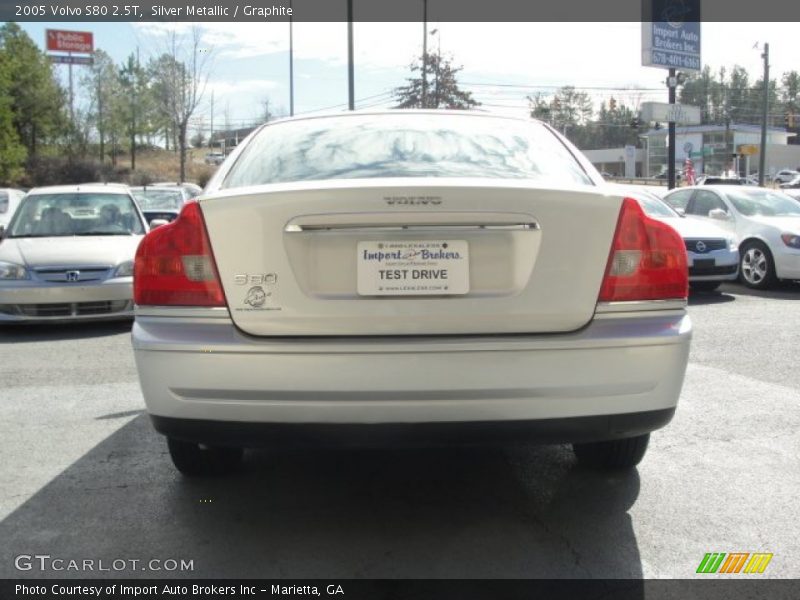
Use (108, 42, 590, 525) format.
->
(641, 0, 701, 71)
(46, 29, 93, 53)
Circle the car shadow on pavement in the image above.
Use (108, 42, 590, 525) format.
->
(0, 320, 132, 343)
(688, 290, 736, 306)
(719, 280, 800, 300)
(0, 414, 644, 587)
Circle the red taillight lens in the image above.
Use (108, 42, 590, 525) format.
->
(598, 198, 688, 302)
(134, 202, 226, 307)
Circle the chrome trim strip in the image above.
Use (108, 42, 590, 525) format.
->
(595, 299, 687, 313)
(285, 222, 539, 232)
(134, 306, 231, 319)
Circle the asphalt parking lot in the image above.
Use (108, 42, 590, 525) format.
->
(1, 282, 799, 579)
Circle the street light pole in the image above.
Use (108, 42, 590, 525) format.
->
(289, 0, 294, 116)
(758, 43, 769, 186)
(668, 68, 676, 189)
(347, 0, 354, 110)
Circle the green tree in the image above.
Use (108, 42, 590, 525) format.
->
(0, 56, 26, 183)
(82, 49, 123, 163)
(118, 53, 152, 169)
(0, 22, 67, 157)
(394, 52, 479, 109)
(528, 86, 593, 147)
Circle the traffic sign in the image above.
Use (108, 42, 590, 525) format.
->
(738, 144, 759, 156)
(46, 29, 93, 54)
(49, 55, 94, 66)
(640, 102, 702, 125)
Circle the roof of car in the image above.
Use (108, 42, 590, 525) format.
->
(27, 183, 132, 195)
(130, 185, 184, 191)
(259, 108, 537, 129)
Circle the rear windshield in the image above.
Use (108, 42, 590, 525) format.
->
(8, 193, 145, 237)
(222, 113, 593, 188)
(132, 189, 185, 211)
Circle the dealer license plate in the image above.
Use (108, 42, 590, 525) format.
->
(357, 240, 470, 296)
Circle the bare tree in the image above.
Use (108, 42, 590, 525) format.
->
(151, 27, 213, 182)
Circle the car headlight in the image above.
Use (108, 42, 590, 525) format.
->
(113, 261, 134, 278)
(781, 233, 800, 249)
(0, 261, 29, 280)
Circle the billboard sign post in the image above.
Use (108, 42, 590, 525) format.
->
(45, 29, 94, 122)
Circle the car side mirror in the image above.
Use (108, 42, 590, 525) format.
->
(708, 208, 730, 220)
(149, 219, 169, 229)
(674, 207, 686, 217)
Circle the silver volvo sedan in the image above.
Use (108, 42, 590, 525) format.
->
(131, 111, 692, 476)
(0, 184, 146, 322)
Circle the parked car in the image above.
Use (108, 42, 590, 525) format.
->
(778, 174, 800, 189)
(696, 176, 744, 186)
(0, 184, 147, 322)
(614, 186, 738, 292)
(0, 188, 26, 230)
(130, 185, 193, 226)
(662, 185, 800, 289)
(132, 110, 691, 476)
(151, 181, 204, 197)
(204, 152, 225, 166)
(773, 170, 799, 184)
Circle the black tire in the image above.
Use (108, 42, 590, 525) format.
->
(572, 433, 650, 469)
(167, 437, 243, 477)
(690, 281, 721, 293)
(739, 240, 777, 289)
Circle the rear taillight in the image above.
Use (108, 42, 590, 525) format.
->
(134, 201, 226, 307)
(598, 198, 687, 302)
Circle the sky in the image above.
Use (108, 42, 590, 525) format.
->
(16, 21, 800, 136)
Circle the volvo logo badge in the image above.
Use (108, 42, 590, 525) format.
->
(695, 241, 707, 253)
(65, 270, 81, 282)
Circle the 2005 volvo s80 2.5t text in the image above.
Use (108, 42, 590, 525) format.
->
(131, 111, 692, 476)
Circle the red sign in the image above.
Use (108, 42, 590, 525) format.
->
(46, 30, 93, 54)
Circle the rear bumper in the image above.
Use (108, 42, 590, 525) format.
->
(132, 307, 691, 439)
(152, 408, 676, 447)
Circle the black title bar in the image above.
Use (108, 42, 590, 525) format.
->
(2, 0, 800, 22)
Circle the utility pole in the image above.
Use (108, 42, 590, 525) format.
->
(209, 90, 214, 147)
(421, 0, 427, 107)
(68, 52, 74, 122)
(668, 68, 676, 190)
(347, 0, 354, 110)
(289, 0, 294, 116)
(131, 47, 139, 171)
(758, 43, 769, 187)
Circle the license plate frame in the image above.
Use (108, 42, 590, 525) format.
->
(357, 240, 470, 296)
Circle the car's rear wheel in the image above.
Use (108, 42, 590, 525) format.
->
(739, 241, 776, 289)
(572, 433, 650, 469)
(690, 281, 721, 293)
(167, 438, 243, 476)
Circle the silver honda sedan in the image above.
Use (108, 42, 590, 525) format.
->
(132, 111, 692, 476)
(0, 184, 146, 322)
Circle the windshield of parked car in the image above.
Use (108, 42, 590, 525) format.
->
(637, 193, 679, 218)
(726, 189, 800, 217)
(222, 113, 594, 188)
(131, 188, 185, 211)
(7, 193, 145, 237)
